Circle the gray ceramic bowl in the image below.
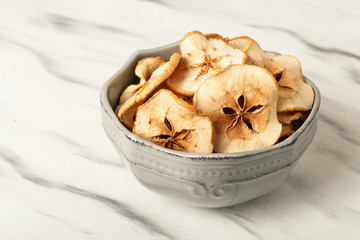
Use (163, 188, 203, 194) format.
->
(100, 42, 321, 208)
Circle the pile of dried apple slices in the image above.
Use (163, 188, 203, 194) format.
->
(115, 31, 314, 153)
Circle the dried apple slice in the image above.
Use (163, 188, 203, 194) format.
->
(280, 124, 294, 138)
(194, 64, 281, 153)
(205, 33, 224, 40)
(205, 33, 230, 43)
(118, 57, 166, 105)
(277, 112, 301, 141)
(114, 104, 121, 115)
(272, 55, 314, 112)
(167, 31, 247, 96)
(277, 111, 302, 125)
(135, 57, 166, 84)
(118, 53, 182, 129)
(228, 36, 255, 53)
(277, 111, 310, 141)
(133, 89, 213, 153)
(118, 84, 143, 105)
(228, 37, 314, 112)
(176, 94, 194, 105)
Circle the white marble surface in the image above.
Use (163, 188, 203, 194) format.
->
(1, 0, 360, 239)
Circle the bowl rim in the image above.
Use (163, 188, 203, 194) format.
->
(100, 42, 321, 161)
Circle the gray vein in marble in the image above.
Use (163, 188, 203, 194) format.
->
(285, 174, 358, 222)
(222, 206, 256, 223)
(0, 25, 124, 63)
(215, 208, 262, 240)
(45, 130, 83, 149)
(314, 146, 360, 175)
(284, 174, 307, 190)
(283, 179, 336, 221)
(36, 56, 100, 89)
(75, 152, 125, 168)
(344, 206, 360, 218)
(75, 44, 125, 63)
(284, 155, 360, 222)
(13, 44, 97, 89)
(312, 98, 360, 174)
(63, 187, 175, 240)
(43, 13, 143, 38)
(29, 208, 95, 239)
(0, 146, 175, 240)
(319, 97, 360, 146)
(56, 96, 100, 113)
(247, 24, 360, 62)
(0, 32, 99, 89)
(44, 130, 125, 168)
(349, 69, 360, 84)
(138, 0, 170, 6)
(319, 113, 359, 146)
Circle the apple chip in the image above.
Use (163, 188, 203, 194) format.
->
(167, 30, 247, 96)
(277, 111, 310, 141)
(118, 84, 143, 105)
(205, 33, 230, 43)
(194, 65, 281, 153)
(118, 53, 182, 129)
(133, 89, 213, 153)
(176, 94, 193, 105)
(277, 111, 302, 125)
(114, 104, 121, 116)
(118, 57, 166, 105)
(228, 36, 255, 53)
(280, 124, 294, 139)
(135, 57, 166, 84)
(228, 37, 314, 112)
(277, 112, 301, 141)
(272, 55, 314, 112)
